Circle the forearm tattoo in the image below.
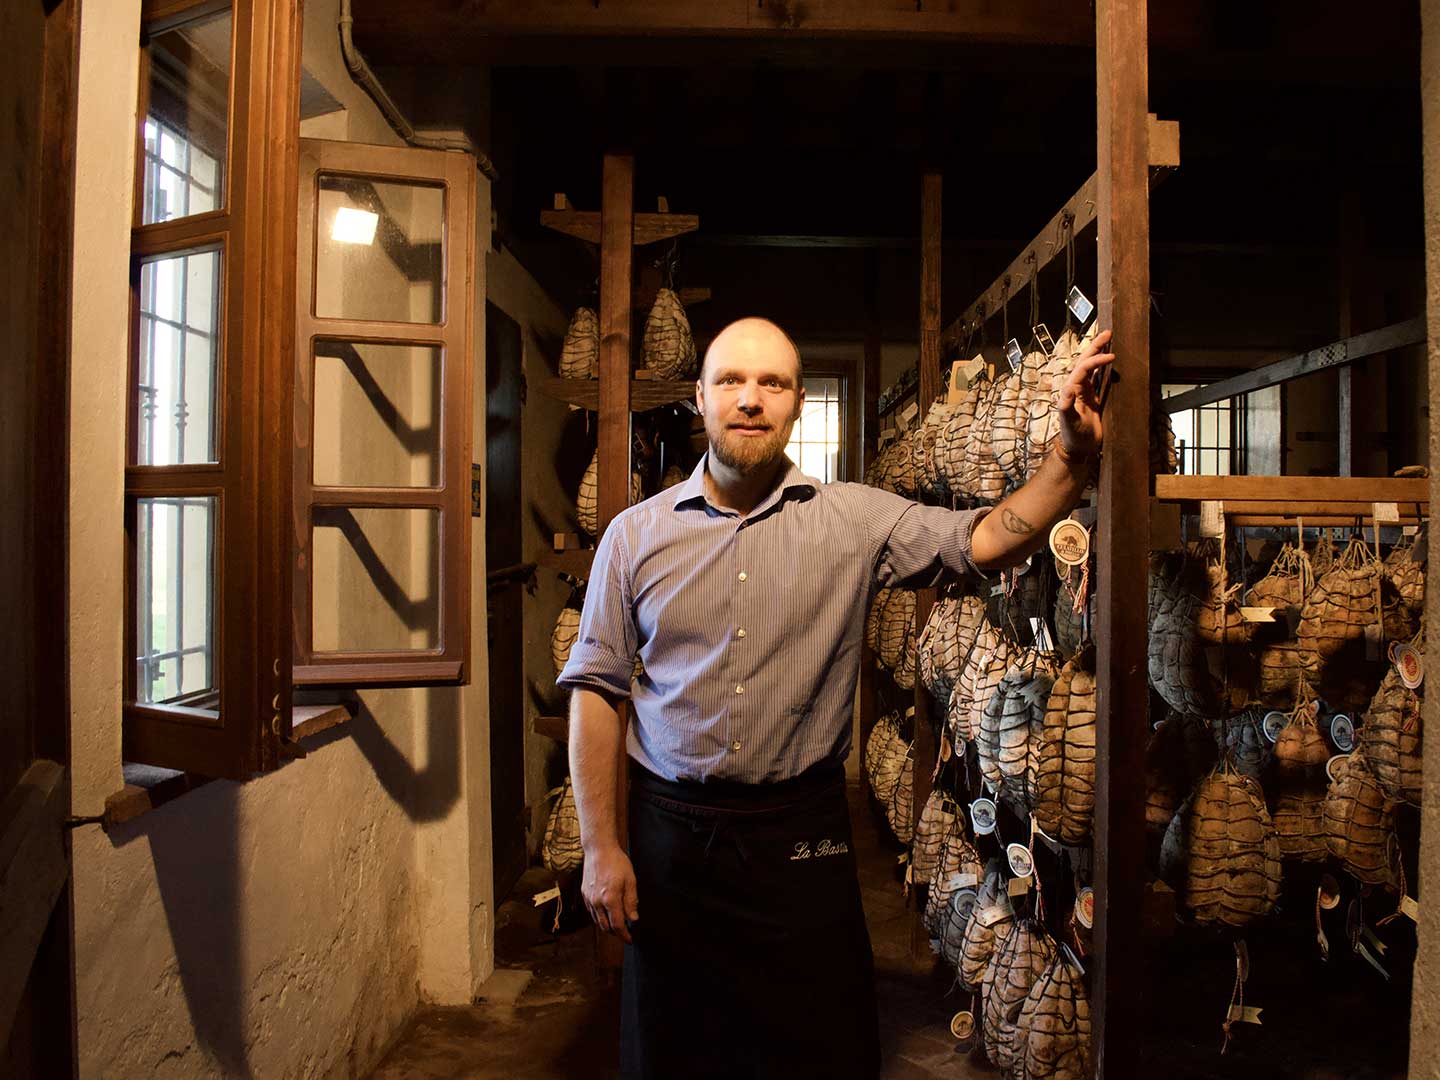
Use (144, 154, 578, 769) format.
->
(1000, 508, 1035, 535)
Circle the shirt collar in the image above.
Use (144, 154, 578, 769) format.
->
(672, 452, 817, 515)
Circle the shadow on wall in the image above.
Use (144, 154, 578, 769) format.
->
(105, 685, 463, 1076)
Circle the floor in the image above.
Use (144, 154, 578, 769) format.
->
(367, 777, 993, 1079)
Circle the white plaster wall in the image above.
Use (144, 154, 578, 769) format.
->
(68, 1, 494, 1076)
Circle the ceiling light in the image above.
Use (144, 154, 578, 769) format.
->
(331, 206, 378, 245)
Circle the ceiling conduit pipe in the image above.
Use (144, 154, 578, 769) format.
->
(338, 0, 500, 180)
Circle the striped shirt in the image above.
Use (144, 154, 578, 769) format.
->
(557, 453, 991, 784)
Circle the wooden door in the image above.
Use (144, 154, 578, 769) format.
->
(485, 302, 528, 901)
(0, 0, 79, 1073)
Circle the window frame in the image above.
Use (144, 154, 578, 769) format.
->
(123, 0, 301, 778)
(291, 138, 475, 687)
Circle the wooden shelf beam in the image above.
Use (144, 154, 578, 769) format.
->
(1160, 317, 1427, 413)
(940, 114, 1178, 353)
(538, 548, 596, 578)
(1154, 474, 1429, 505)
(534, 374, 696, 412)
(541, 208, 700, 247)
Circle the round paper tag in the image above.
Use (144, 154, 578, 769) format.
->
(1006, 843, 1034, 879)
(1049, 519, 1090, 567)
(1319, 873, 1341, 911)
(1326, 754, 1349, 784)
(1395, 644, 1424, 689)
(950, 1010, 975, 1041)
(1261, 711, 1286, 743)
(1329, 713, 1355, 753)
(971, 798, 998, 836)
(1075, 886, 1095, 929)
(950, 887, 979, 926)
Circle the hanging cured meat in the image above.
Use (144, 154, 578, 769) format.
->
(1323, 753, 1398, 885)
(864, 711, 914, 844)
(559, 307, 600, 379)
(1359, 659, 1423, 807)
(978, 654, 1057, 812)
(981, 918, 1057, 1070)
(1034, 649, 1098, 845)
(576, 450, 643, 537)
(959, 865, 1015, 990)
(1012, 953, 1092, 1079)
(640, 288, 697, 379)
(542, 778, 584, 873)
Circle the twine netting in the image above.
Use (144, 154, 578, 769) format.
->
(873, 588, 919, 690)
(576, 450, 643, 537)
(865, 712, 914, 844)
(1192, 540, 1254, 647)
(923, 834, 987, 938)
(959, 866, 1016, 990)
(1297, 538, 1382, 661)
(1323, 753, 1398, 885)
(867, 435, 918, 498)
(1255, 642, 1321, 706)
(938, 383, 981, 497)
(550, 605, 581, 677)
(1270, 783, 1328, 864)
(1021, 331, 1089, 482)
(1246, 542, 1314, 618)
(918, 593, 986, 704)
(542, 778, 584, 873)
(911, 787, 962, 883)
(1159, 767, 1282, 928)
(978, 654, 1058, 812)
(1384, 534, 1426, 615)
(938, 880, 983, 972)
(967, 376, 1013, 503)
(914, 398, 956, 501)
(1359, 661, 1423, 807)
(989, 350, 1040, 486)
(1147, 554, 1221, 720)
(1272, 691, 1329, 777)
(1146, 713, 1221, 838)
(559, 307, 600, 379)
(1012, 954, 1092, 1080)
(640, 288, 697, 379)
(1212, 709, 1272, 780)
(1034, 650, 1098, 845)
(949, 623, 1016, 745)
(982, 919, 1057, 1070)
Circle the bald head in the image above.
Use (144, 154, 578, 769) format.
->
(700, 317, 804, 386)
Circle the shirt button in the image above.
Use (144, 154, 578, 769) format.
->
(730, 740, 742, 752)
(736, 628, 747, 638)
(735, 685, 745, 695)
(737, 571, 748, 582)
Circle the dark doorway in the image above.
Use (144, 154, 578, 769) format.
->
(485, 302, 529, 902)
(1, 0, 80, 1074)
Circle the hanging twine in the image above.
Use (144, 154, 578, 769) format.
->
(1027, 251, 1040, 335)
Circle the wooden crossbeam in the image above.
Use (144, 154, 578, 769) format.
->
(541, 208, 700, 247)
(1154, 474, 1429, 505)
(940, 115, 1178, 353)
(1160, 317, 1426, 413)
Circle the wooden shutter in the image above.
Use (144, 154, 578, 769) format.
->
(293, 139, 474, 686)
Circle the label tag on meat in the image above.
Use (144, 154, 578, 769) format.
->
(1032, 323, 1055, 356)
(1066, 285, 1095, 325)
(1199, 500, 1225, 537)
(1004, 338, 1024, 372)
(1373, 501, 1400, 524)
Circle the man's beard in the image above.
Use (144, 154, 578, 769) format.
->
(707, 417, 791, 473)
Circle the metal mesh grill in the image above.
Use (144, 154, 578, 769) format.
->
(640, 288, 697, 379)
(559, 307, 600, 379)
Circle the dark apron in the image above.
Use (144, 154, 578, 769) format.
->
(621, 762, 880, 1080)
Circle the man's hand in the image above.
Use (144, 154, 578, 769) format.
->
(1055, 328, 1115, 461)
(582, 843, 639, 943)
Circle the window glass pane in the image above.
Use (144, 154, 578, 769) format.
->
(142, 11, 231, 224)
(135, 496, 217, 706)
(786, 376, 844, 484)
(312, 341, 441, 487)
(136, 247, 222, 466)
(311, 507, 440, 652)
(315, 176, 446, 324)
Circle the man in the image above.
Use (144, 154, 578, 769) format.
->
(557, 317, 1114, 1079)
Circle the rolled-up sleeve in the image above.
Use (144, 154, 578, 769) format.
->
(557, 520, 637, 700)
(872, 494, 992, 589)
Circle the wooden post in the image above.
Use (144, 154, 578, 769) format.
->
(910, 171, 943, 963)
(598, 152, 635, 533)
(597, 152, 634, 975)
(1093, 0, 1150, 1076)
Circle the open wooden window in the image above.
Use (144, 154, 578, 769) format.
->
(123, 0, 300, 777)
(293, 140, 475, 686)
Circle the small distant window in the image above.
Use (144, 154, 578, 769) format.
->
(786, 377, 844, 483)
(1162, 383, 1239, 476)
